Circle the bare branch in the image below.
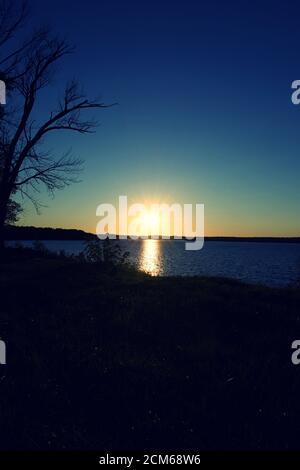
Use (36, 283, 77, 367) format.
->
(0, 0, 28, 49)
(0, 12, 114, 229)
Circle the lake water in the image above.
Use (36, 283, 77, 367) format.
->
(8, 239, 300, 287)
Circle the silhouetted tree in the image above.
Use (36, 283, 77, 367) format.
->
(0, 0, 113, 252)
(5, 199, 22, 225)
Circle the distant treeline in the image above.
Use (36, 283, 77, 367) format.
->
(4, 225, 300, 243)
(4, 225, 95, 241)
(205, 236, 300, 244)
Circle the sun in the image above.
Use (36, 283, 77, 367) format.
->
(139, 211, 160, 236)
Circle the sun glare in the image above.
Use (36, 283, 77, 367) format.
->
(139, 211, 160, 236)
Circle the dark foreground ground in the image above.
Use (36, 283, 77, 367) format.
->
(1, 247, 300, 450)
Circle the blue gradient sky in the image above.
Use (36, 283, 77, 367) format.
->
(19, 0, 300, 236)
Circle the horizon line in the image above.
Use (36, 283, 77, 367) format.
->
(6, 225, 300, 240)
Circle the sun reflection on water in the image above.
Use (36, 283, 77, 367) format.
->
(139, 239, 162, 276)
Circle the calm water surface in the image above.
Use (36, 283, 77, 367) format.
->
(9, 239, 300, 287)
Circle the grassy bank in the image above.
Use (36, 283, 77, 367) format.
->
(1, 248, 300, 449)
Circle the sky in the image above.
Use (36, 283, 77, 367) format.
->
(16, 0, 300, 236)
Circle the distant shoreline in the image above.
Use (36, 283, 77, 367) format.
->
(4, 225, 300, 244)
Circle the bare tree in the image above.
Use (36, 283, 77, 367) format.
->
(0, 1, 113, 252)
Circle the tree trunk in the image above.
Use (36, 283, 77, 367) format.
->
(0, 210, 7, 260)
(0, 188, 10, 260)
(0, 225, 5, 258)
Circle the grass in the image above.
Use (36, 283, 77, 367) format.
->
(1, 247, 300, 449)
